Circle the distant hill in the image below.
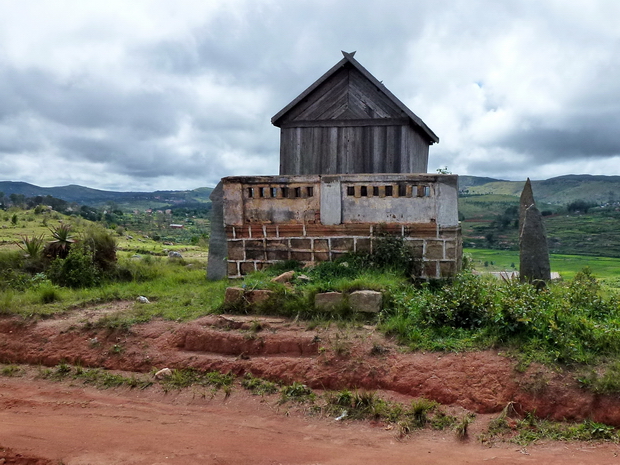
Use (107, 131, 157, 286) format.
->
(0, 181, 213, 211)
(2, 173, 619, 212)
(461, 174, 620, 205)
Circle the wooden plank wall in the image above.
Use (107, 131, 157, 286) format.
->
(278, 63, 430, 175)
(280, 125, 429, 175)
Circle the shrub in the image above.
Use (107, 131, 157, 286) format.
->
(47, 243, 100, 288)
(44, 224, 75, 259)
(39, 283, 62, 304)
(81, 226, 117, 272)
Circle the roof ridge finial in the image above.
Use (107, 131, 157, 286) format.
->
(341, 50, 356, 59)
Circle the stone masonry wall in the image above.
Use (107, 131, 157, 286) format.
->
(221, 173, 462, 279)
(226, 223, 461, 279)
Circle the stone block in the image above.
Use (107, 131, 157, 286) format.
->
(271, 270, 295, 284)
(267, 250, 290, 261)
(313, 239, 329, 251)
(315, 292, 345, 312)
(224, 287, 244, 305)
(405, 240, 424, 257)
(245, 239, 264, 249)
(423, 261, 438, 278)
(246, 248, 265, 260)
(349, 290, 382, 313)
(439, 261, 456, 277)
(291, 251, 312, 261)
(240, 262, 256, 275)
(265, 239, 289, 250)
(228, 241, 245, 260)
(290, 238, 311, 250)
(444, 240, 458, 260)
(355, 238, 371, 252)
(227, 261, 239, 276)
(246, 289, 274, 305)
(313, 252, 330, 261)
(425, 240, 444, 260)
(330, 237, 354, 251)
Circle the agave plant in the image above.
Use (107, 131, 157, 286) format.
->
(45, 224, 75, 259)
(17, 234, 45, 259)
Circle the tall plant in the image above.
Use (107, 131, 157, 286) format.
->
(44, 224, 75, 259)
(17, 234, 45, 259)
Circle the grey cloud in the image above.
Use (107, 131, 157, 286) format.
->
(2, 1, 620, 191)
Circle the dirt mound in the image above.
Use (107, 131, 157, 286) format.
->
(0, 304, 617, 426)
(4, 304, 620, 463)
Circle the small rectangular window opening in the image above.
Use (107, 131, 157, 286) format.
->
(247, 187, 254, 198)
(398, 183, 407, 197)
(373, 186, 379, 196)
(424, 186, 431, 197)
(360, 186, 368, 197)
(259, 187, 265, 198)
(281, 187, 289, 198)
(270, 187, 277, 198)
(306, 186, 314, 197)
(385, 185, 393, 197)
(294, 187, 301, 198)
(347, 186, 355, 196)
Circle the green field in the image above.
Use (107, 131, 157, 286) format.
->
(465, 248, 620, 282)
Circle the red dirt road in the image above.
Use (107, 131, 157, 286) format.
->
(3, 307, 620, 463)
(2, 376, 620, 465)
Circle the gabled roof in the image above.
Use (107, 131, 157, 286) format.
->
(271, 51, 439, 144)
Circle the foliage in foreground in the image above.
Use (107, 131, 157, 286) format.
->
(380, 268, 620, 367)
(480, 402, 619, 445)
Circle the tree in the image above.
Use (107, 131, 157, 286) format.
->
(567, 199, 593, 214)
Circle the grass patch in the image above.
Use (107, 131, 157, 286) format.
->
(0, 364, 22, 377)
(480, 405, 619, 445)
(380, 268, 620, 369)
(157, 368, 235, 397)
(241, 373, 279, 396)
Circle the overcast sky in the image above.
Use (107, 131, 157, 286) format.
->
(2, 0, 620, 191)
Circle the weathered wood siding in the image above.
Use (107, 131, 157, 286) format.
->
(277, 63, 431, 175)
(279, 125, 429, 175)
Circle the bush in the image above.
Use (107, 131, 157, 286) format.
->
(47, 243, 100, 288)
(81, 226, 117, 272)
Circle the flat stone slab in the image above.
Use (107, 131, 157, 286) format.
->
(271, 271, 296, 284)
(314, 292, 345, 311)
(246, 289, 274, 305)
(349, 290, 382, 313)
(224, 287, 245, 305)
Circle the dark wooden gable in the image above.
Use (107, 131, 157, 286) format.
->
(273, 52, 438, 176)
(276, 62, 406, 123)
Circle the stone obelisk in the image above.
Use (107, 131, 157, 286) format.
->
(519, 178, 551, 284)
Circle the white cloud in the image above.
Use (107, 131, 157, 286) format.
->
(0, 0, 619, 190)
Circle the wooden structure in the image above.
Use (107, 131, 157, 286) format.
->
(272, 51, 438, 176)
(207, 52, 461, 281)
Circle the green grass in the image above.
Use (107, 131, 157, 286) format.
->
(465, 248, 620, 282)
(0, 256, 228, 321)
(380, 268, 620, 367)
(545, 212, 620, 258)
(480, 406, 619, 445)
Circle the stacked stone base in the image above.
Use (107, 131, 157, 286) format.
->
(226, 223, 461, 279)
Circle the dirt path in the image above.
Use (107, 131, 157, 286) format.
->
(2, 304, 620, 463)
(2, 376, 619, 465)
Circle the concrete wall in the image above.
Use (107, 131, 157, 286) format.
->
(220, 174, 461, 279)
